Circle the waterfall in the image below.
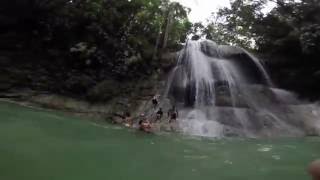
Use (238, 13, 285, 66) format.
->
(164, 40, 318, 138)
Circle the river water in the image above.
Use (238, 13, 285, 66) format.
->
(0, 102, 319, 180)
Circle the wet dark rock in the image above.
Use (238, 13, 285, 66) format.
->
(200, 41, 244, 58)
(47, 49, 62, 58)
(113, 111, 125, 118)
(0, 56, 10, 65)
(116, 98, 129, 107)
(0, 73, 12, 90)
(160, 52, 178, 72)
(306, 128, 320, 136)
(184, 82, 195, 106)
(200, 41, 219, 58)
(313, 71, 320, 80)
(65, 74, 96, 94)
(262, 119, 274, 128)
(215, 96, 233, 107)
(191, 35, 200, 41)
(223, 127, 240, 137)
(215, 109, 242, 128)
(215, 81, 233, 107)
(87, 79, 120, 102)
(0, 83, 11, 91)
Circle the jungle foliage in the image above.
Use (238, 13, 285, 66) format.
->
(202, 0, 320, 57)
(0, 0, 191, 79)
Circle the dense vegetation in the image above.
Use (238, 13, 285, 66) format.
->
(201, 0, 319, 55)
(0, 0, 191, 100)
(1, 0, 320, 100)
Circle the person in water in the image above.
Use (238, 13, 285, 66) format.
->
(139, 116, 152, 133)
(156, 108, 163, 121)
(308, 159, 320, 180)
(152, 95, 159, 109)
(124, 112, 132, 127)
(138, 113, 146, 126)
(168, 106, 178, 123)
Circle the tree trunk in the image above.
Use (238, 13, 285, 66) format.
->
(152, 26, 162, 60)
(162, 9, 173, 50)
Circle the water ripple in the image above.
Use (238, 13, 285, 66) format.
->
(257, 145, 273, 152)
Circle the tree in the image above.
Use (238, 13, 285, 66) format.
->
(0, 0, 192, 80)
(203, 0, 320, 56)
(160, 1, 191, 49)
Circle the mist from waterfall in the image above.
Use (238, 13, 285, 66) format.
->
(164, 40, 319, 138)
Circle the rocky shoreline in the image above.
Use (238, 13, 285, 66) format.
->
(0, 90, 180, 134)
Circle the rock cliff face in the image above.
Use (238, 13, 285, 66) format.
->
(1, 33, 320, 136)
(0, 47, 177, 124)
(162, 40, 320, 137)
(260, 53, 320, 101)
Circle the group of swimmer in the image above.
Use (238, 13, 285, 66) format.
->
(119, 95, 179, 133)
(114, 97, 320, 180)
(152, 95, 178, 122)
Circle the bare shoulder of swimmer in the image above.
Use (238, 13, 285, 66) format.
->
(308, 159, 320, 180)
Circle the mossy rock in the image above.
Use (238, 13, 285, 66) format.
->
(64, 74, 95, 94)
(87, 79, 121, 102)
(0, 73, 13, 90)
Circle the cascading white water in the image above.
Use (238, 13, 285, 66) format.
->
(186, 42, 215, 106)
(165, 40, 320, 138)
(241, 48, 274, 86)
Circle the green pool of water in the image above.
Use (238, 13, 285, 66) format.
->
(0, 101, 319, 180)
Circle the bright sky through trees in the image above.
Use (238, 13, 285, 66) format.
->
(172, 0, 276, 23)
